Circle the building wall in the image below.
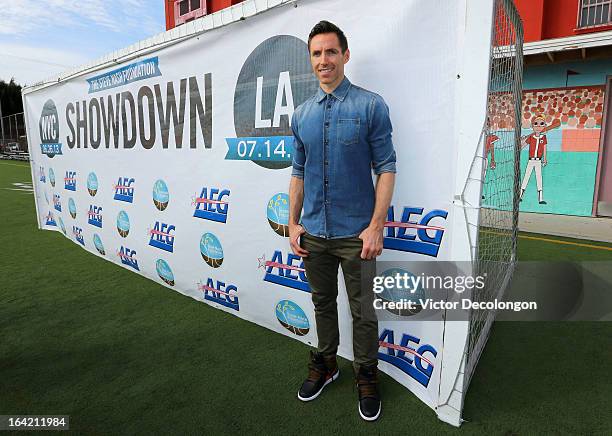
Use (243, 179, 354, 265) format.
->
(501, 1, 612, 217)
(515, 0, 612, 42)
(518, 83, 603, 216)
(541, 0, 580, 39)
(485, 59, 610, 217)
(166, 0, 244, 30)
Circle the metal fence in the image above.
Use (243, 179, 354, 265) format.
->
(0, 112, 29, 160)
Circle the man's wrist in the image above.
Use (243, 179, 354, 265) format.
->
(368, 222, 385, 232)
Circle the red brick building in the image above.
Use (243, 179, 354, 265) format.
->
(512, 0, 612, 217)
(165, 0, 243, 29)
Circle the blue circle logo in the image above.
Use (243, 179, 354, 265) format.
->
(87, 172, 98, 196)
(200, 232, 224, 268)
(68, 198, 76, 219)
(49, 168, 55, 187)
(156, 259, 175, 286)
(267, 193, 290, 237)
(57, 216, 66, 235)
(275, 300, 310, 336)
(153, 179, 169, 211)
(93, 233, 105, 255)
(378, 268, 425, 316)
(117, 210, 130, 237)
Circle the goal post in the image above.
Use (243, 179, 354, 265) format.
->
(437, 0, 523, 426)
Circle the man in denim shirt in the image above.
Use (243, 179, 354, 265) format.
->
(289, 21, 396, 421)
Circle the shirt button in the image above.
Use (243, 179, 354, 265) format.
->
(324, 160, 329, 165)
(324, 140, 328, 145)
(325, 121, 329, 127)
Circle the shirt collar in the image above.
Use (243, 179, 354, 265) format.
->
(316, 76, 352, 103)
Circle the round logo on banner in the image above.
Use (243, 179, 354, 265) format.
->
(117, 210, 130, 238)
(200, 232, 224, 268)
(39, 99, 61, 158)
(68, 197, 76, 219)
(87, 172, 98, 196)
(233, 35, 319, 170)
(152, 179, 169, 211)
(49, 168, 55, 187)
(57, 216, 66, 235)
(267, 193, 290, 237)
(378, 268, 425, 316)
(156, 259, 175, 286)
(275, 300, 310, 336)
(93, 233, 105, 255)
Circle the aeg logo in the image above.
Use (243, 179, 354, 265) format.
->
(259, 251, 309, 293)
(64, 171, 77, 191)
(148, 221, 176, 252)
(384, 206, 448, 257)
(53, 194, 61, 212)
(72, 226, 85, 246)
(193, 187, 230, 223)
(377, 329, 438, 387)
(88, 205, 103, 228)
(45, 211, 56, 226)
(118, 246, 139, 271)
(198, 277, 239, 311)
(113, 177, 135, 203)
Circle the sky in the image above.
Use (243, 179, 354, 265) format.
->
(0, 0, 166, 87)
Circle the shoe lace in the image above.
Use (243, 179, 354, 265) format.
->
(307, 361, 326, 383)
(357, 375, 378, 399)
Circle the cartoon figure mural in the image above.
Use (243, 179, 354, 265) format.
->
(485, 86, 603, 216)
(482, 132, 498, 200)
(519, 116, 560, 205)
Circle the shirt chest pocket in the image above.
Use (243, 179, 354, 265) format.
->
(337, 118, 360, 145)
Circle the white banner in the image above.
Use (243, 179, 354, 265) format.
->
(24, 0, 488, 421)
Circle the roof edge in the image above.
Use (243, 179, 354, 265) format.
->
(523, 29, 612, 56)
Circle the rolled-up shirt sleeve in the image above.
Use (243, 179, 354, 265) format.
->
(368, 95, 397, 175)
(291, 111, 305, 179)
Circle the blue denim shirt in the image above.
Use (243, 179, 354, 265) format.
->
(291, 77, 396, 239)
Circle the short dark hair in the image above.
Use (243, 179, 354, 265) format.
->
(308, 21, 348, 53)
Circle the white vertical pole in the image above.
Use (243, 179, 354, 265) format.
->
(436, 0, 496, 427)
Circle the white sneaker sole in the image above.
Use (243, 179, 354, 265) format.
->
(297, 369, 340, 402)
(358, 402, 381, 421)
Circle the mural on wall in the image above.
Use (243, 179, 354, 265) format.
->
(485, 86, 604, 216)
(519, 116, 560, 204)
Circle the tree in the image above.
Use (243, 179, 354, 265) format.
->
(0, 79, 23, 116)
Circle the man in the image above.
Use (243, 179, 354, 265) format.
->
(520, 115, 548, 204)
(288, 20, 396, 422)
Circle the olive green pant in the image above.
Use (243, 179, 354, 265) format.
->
(301, 233, 378, 368)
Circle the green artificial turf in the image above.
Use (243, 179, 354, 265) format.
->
(1, 160, 610, 434)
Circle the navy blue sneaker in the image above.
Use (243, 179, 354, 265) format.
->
(297, 351, 339, 401)
(356, 365, 381, 421)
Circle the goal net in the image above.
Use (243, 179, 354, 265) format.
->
(466, 0, 524, 385)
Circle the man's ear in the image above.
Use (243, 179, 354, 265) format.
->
(344, 48, 350, 64)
